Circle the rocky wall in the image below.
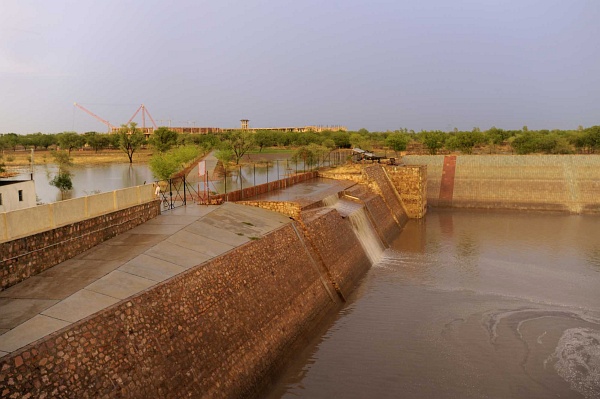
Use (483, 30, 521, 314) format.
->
(384, 165, 427, 218)
(362, 165, 409, 225)
(299, 208, 371, 300)
(0, 201, 160, 291)
(0, 212, 376, 398)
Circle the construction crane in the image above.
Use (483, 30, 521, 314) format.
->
(73, 102, 116, 131)
(127, 104, 158, 130)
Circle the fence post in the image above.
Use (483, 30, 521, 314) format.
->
(240, 165, 243, 199)
(183, 175, 187, 205)
(169, 179, 173, 209)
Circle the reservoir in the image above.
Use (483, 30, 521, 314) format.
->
(267, 209, 600, 398)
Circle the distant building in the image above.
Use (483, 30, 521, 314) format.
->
(0, 180, 36, 212)
(109, 119, 346, 136)
(225, 120, 347, 133)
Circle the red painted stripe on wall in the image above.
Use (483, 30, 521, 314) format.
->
(439, 155, 457, 205)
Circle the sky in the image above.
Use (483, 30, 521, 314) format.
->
(1, 0, 599, 134)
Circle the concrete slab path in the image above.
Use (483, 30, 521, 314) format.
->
(0, 202, 291, 357)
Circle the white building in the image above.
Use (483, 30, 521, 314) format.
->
(0, 180, 37, 212)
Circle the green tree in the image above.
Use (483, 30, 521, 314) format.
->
(421, 131, 447, 155)
(385, 134, 410, 156)
(117, 122, 146, 163)
(149, 127, 179, 153)
(331, 131, 351, 148)
(57, 132, 85, 154)
(84, 132, 110, 152)
(39, 134, 56, 150)
(149, 145, 201, 180)
(511, 132, 540, 154)
(226, 130, 255, 164)
(1, 133, 21, 151)
(254, 130, 277, 151)
(445, 130, 485, 154)
(49, 150, 74, 200)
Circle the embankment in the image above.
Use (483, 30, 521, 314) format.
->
(0, 171, 408, 398)
(402, 155, 600, 214)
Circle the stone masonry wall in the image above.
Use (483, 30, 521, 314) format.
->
(299, 208, 371, 300)
(0, 201, 160, 291)
(0, 213, 377, 398)
(235, 201, 301, 219)
(384, 165, 427, 218)
(402, 155, 600, 213)
(362, 165, 409, 226)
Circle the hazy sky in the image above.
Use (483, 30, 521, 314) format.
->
(1, 0, 598, 133)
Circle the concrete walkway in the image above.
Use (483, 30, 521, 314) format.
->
(0, 203, 291, 358)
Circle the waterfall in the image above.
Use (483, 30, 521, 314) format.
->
(322, 194, 339, 207)
(348, 208, 386, 265)
(324, 197, 386, 265)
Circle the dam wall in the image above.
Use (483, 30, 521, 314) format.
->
(299, 207, 371, 300)
(402, 155, 600, 213)
(319, 165, 426, 219)
(0, 197, 400, 398)
(0, 185, 159, 291)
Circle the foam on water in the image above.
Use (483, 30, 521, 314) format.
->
(547, 328, 600, 398)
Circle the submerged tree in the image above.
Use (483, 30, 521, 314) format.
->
(49, 150, 74, 200)
(117, 122, 146, 163)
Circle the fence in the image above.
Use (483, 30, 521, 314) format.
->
(156, 150, 349, 209)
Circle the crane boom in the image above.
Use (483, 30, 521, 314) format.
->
(127, 104, 158, 129)
(73, 103, 116, 131)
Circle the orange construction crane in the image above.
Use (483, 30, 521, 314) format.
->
(73, 102, 116, 131)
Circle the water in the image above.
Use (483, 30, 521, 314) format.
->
(267, 209, 600, 399)
(11, 163, 155, 204)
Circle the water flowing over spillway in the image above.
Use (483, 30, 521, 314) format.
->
(324, 197, 386, 265)
(267, 210, 600, 399)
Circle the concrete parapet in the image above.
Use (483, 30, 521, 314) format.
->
(52, 196, 87, 226)
(4, 204, 53, 241)
(0, 184, 156, 243)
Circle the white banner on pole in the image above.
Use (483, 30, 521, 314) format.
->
(198, 160, 206, 177)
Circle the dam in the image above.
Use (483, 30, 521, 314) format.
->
(1, 155, 599, 398)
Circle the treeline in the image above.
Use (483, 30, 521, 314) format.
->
(2, 125, 599, 157)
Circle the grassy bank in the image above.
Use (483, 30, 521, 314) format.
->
(1, 148, 154, 167)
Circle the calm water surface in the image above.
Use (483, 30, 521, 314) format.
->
(268, 210, 600, 399)
(13, 163, 154, 204)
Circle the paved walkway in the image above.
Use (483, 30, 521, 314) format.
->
(0, 203, 291, 357)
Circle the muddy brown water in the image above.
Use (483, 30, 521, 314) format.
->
(266, 209, 600, 399)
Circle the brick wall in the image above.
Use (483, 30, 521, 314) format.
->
(0, 201, 160, 291)
(402, 155, 600, 213)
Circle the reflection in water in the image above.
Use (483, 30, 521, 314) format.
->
(268, 210, 600, 399)
(13, 163, 155, 204)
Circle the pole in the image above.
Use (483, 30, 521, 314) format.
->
(183, 175, 187, 205)
(239, 165, 243, 199)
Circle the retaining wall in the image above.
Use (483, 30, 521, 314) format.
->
(362, 165, 410, 226)
(0, 211, 379, 398)
(210, 172, 318, 203)
(402, 155, 600, 213)
(0, 185, 158, 291)
(299, 208, 371, 300)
